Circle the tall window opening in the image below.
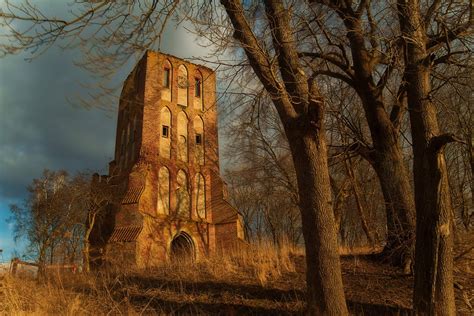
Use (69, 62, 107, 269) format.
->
(195, 78, 201, 97)
(162, 60, 172, 101)
(177, 111, 188, 162)
(163, 68, 170, 88)
(194, 70, 203, 110)
(160, 107, 171, 158)
(193, 116, 204, 165)
(157, 167, 170, 215)
(177, 65, 188, 107)
(176, 170, 190, 218)
(194, 173, 206, 219)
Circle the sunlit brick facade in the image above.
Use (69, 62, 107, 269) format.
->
(89, 51, 244, 268)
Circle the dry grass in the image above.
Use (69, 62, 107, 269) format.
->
(0, 241, 304, 315)
(0, 237, 472, 315)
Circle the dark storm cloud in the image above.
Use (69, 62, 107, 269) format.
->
(0, 5, 214, 202)
(0, 48, 119, 200)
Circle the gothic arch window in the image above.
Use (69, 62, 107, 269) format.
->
(157, 167, 170, 215)
(177, 65, 188, 107)
(176, 169, 190, 218)
(162, 59, 172, 101)
(193, 116, 204, 165)
(177, 111, 188, 162)
(194, 70, 203, 110)
(194, 173, 206, 219)
(160, 107, 171, 158)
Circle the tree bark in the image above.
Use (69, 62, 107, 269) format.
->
(344, 156, 374, 244)
(398, 0, 456, 314)
(370, 139, 415, 266)
(286, 124, 348, 315)
(348, 35, 416, 267)
(221, 1, 348, 313)
(320, 2, 417, 266)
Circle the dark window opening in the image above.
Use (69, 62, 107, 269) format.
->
(163, 68, 170, 88)
(195, 78, 201, 97)
(195, 134, 202, 145)
(162, 125, 169, 138)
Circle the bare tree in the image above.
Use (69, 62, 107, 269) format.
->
(81, 173, 115, 273)
(1, 1, 350, 312)
(435, 71, 473, 230)
(294, 0, 416, 267)
(2, 0, 471, 313)
(8, 170, 87, 276)
(224, 102, 301, 247)
(397, 0, 472, 313)
(224, 80, 385, 250)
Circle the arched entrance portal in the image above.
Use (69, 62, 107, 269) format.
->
(170, 232, 195, 263)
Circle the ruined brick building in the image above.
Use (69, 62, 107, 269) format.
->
(89, 51, 244, 267)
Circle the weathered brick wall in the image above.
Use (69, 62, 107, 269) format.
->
(137, 219, 211, 267)
(93, 51, 241, 267)
(215, 222, 239, 254)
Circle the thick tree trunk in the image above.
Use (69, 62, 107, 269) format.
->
(286, 126, 348, 315)
(341, 13, 416, 266)
(398, 0, 456, 314)
(371, 141, 415, 267)
(222, 1, 347, 312)
(357, 90, 416, 267)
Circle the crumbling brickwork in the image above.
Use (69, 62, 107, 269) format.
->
(89, 51, 243, 268)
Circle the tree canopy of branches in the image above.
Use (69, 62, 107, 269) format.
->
(9, 170, 89, 274)
(8, 169, 113, 276)
(1, 0, 472, 314)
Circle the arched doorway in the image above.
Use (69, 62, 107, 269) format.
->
(170, 232, 195, 263)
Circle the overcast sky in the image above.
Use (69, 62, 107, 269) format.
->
(0, 4, 215, 260)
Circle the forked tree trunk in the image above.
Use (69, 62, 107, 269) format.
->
(398, 0, 456, 314)
(286, 125, 348, 315)
(222, 1, 348, 313)
(352, 57, 416, 266)
(339, 10, 416, 266)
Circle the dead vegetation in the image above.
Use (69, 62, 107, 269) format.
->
(1, 237, 472, 315)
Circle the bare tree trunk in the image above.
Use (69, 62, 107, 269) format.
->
(344, 156, 374, 244)
(222, 1, 348, 313)
(328, 3, 417, 266)
(398, 0, 456, 314)
(331, 175, 349, 233)
(469, 139, 474, 228)
(83, 240, 91, 273)
(83, 214, 96, 274)
(371, 143, 415, 266)
(37, 246, 47, 280)
(287, 126, 348, 315)
(349, 33, 416, 265)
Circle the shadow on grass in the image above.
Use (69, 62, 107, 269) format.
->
(65, 273, 413, 315)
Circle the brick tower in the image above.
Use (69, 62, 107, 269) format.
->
(89, 51, 244, 268)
